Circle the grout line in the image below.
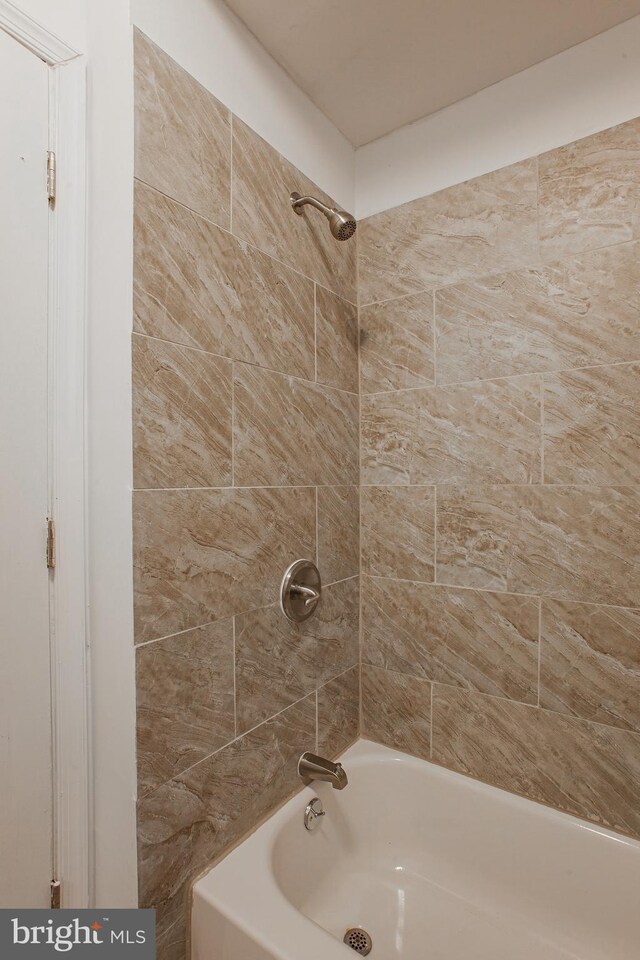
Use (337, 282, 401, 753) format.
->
(359, 482, 451, 488)
(134, 480, 640, 493)
(359, 287, 434, 310)
(362, 573, 640, 611)
(134, 483, 317, 493)
(136, 576, 362, 649)
(132, 331, 237, 363)
(134, 177, 358, 306)
(357, 279, 364, 732)
(361, 372, 539, 399)
(358, 234, 640, 311)
(355, 268, 363, 739)
(358, 495, 363, 739)
(359, 360, 640, 399)
(230, 362, 235, 487)
(362, 665, 539, 714)
(315, 690, 319, 753)
(142, 687, 322, 796)
(315, 486, 319, 567)
(229, 113, 233, 235)
(535, 154, 540, 254)
(360, 361, 638, 398)
(134, 617, 231, 648)
(316, 663, 359, 694)
(232, 616, 237, 738)
(537, 598, 542, 708)
(228, 692, 320, 759)
(132, 331, 359, 398)
(313, 283, 318, 383)
(358, 656, 363, 739)
(323, 574, 360, 588)
(424, 673, 640, 740)
(134, 321, 640, 408)
(359, 481, 640, 490)
(432, 289, 437, 387)
(429, 681, 434, 760)
(314, 277, 358, 309)
(540, 374, 545, 483)
(433, 485, 438, 584)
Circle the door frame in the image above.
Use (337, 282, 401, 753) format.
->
(0, 1, 90, 908)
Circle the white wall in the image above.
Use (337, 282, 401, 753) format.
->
(357, 15, 640, 219)
(131, 0, 355, 210)
(84, 2, 138, 909)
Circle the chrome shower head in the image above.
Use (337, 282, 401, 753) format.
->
(328, 208, 357, 241)
(290, 192, 357, 241)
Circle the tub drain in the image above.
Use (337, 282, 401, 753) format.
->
(343, 928, 372, 955)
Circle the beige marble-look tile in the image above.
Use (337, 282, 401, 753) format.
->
(233, 364, 358, 486)
(315, 286, 359, 393)
(143, 875, 188, 960)
(360, 291, 434, 395)
(436, 484, 640, 607)
(544, 362, 640, 484)
(539, 118, 640, 260)
(432, 685, 640, 838)
(317, 666, 360, 759)
(137, 696, 315, 933)
(134, 182, 314, 379)
(358, 159, 538, 305)
(361, 665, 431, 760)
(231, 118, 356, 302)
(540, 599, 640, 734)
(435, 242, 640, 385)
(234, 578, 359, 734)
(362, 576, 539, 703)
(361, 486, 434, 582)
(360, 390, 421, 485)
(133, 486, 315, 643)
(317, 486, 360, 584)
(132, 334, 232, 489)
(155, 894, 185, 960)
(136, 621, 235, 798)
(411, 377, 542, 484)
(361, 378, 541, 485)
(134, 30, 230, 228)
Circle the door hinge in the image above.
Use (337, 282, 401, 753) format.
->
(51, 880, 61, 909)
(47, 150, 56, 206)
(46, 518, 56, 570)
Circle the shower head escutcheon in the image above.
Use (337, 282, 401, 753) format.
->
(290, 191, 357, 241)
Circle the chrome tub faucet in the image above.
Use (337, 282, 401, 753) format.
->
(298, 752, 348, 790)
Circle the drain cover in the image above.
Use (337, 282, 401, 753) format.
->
(343, 928, 372, 955)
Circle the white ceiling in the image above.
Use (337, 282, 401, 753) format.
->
(223, 0, 640, 146)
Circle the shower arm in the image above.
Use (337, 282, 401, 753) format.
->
(290, 194, 334, 216)
(290, 190, 357, 241)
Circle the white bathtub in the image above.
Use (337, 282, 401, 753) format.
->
(192, 740, 640, 959)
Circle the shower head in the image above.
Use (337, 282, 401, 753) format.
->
(290, 192, 357, 241)
(328, 208, 358, 242)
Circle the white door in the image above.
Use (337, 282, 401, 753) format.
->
(0, 27, 54, 907)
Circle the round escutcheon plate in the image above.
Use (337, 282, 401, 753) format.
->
(280, 558, 322, 623)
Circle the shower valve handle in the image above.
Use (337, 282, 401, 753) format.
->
(290, 583, 320, 607)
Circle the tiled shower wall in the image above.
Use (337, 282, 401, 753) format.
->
(359, 118, 640, 839)
(131, 31, 359, 959)
(132, 26, 640, 955)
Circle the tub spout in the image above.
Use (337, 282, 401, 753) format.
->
(298, 752, 348, 790)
